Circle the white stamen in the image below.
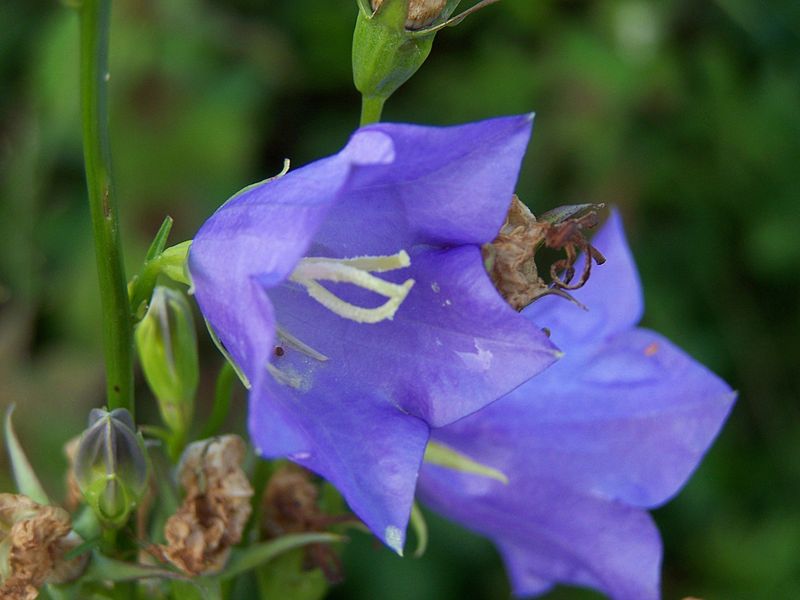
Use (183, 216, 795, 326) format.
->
(289, 251, 415, 324)
(276, 326, 329, 362)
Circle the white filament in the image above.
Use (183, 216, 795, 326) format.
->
(289, 251, 415, 324)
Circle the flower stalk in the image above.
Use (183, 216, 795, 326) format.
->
(79, 0, 134, 415)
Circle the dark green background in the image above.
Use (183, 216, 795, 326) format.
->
(1, 1, 798, 598)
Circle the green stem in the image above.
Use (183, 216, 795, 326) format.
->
(80, 0, 134, 415)
(359, 95, 386, 126)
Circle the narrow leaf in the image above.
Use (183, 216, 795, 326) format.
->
(82, 551, 189, 583)
(145, 215, 174, 262)
(204, 318, 251, 389)
(4, 405, 49, 504)
(218, 533, 343, 581)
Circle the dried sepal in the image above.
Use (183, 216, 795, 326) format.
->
(371, 0, 448, 30)
(0, 494, 87, 600)
(161, 435, 253, 575)
(63, 436, 82, 512)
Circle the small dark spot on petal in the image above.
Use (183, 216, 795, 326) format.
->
(274, 346, 285, 357)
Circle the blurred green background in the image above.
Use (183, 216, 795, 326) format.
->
(1, 1, 798, 598)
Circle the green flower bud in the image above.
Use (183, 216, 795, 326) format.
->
(74, 408, 148, 529)
(353, 0, 437, 117)
(352, 0, 499, 122)
(135, 286, 198, 445)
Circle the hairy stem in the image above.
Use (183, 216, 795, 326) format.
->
(80, 0, 134, 415)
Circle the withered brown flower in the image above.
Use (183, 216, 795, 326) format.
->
(261, 464, 346, 584)
(483, 196, 605, 311)
(0, 494, 86, 600)
(161, 435, 253, 575)
(63, 436, 82, 512)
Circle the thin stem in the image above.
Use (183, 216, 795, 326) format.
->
(199, 361, 236, 439)
(80, 0, 135, 415)
(360, 95, 386, 126)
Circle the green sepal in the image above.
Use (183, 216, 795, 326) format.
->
(129, 239, 192, 320)
(145, 215, 174, 262)
(205, 317, 251, 389)
(157, 241, 192, 287)
(3, 405, 50, 505)
(423, 440, 509, 484)
(409, 502, 429, 558)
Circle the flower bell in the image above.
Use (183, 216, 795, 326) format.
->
(188, 115, 560, 553)
(73, 408, 149, 529)
(419, 213, 736, 599)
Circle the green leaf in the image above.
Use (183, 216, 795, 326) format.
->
(145, 215, 174, 262)
(171, 579, 222, 600)
(409, 502, 428, 558)
(82, 551, 189, 583)
(217, 533, 344, 581)
(256, 549, 328, 600)
(4, 405, 50, 504)
(62, 537, 101, 561)
(423, 440, 509, 485)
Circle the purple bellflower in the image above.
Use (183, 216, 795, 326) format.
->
(418, 212, 735, 599)
(188, 115, 560, 552)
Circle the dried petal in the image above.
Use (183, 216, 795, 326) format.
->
(62, 436, 82, 512)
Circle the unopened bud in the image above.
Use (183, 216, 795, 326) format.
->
(74, 408, 148, 528)
(135, 286, 198, 443)
(371, 0, 447, 30)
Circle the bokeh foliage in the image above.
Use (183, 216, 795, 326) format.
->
(1, 1, 798, 598)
